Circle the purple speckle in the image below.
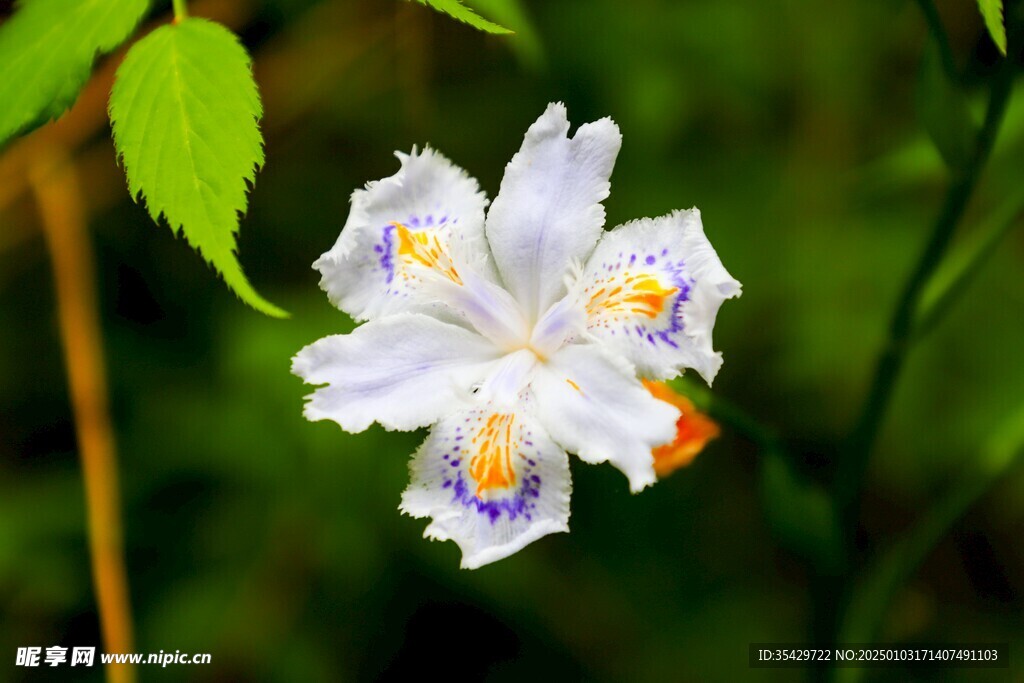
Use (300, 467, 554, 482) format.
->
(378, 224, 397, 283)
(659, 331, 679, 348)
(645, 255, 656, 265)
(447, 465, 544, 525)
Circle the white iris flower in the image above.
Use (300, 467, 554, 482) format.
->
(292, 103, 741, 568)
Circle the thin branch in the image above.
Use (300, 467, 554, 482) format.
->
(913, 0, 958, 80)
(839, 56, 1015, 522)
(914, 185, 1024, 338)
(840, 403, 1024, 647)
(29, 151, 136, 683)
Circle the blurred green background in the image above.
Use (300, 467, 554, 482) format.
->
(1, 0, 1022, 680)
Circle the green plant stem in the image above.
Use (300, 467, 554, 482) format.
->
(913, 0, 958, 80)
(672, 376, 780, 452)
(172, 0, 188, 22)
(914, 184, 1024, 338)
(838, 56, 1014, 528)
(835, 404, 1024, 683)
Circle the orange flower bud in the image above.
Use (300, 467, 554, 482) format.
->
(643, 380, 720, 477)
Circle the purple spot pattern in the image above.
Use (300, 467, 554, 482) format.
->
(432, 418, 545, 525)
(584, 247, 695, 349)
(376, 223, 397, 283)
(372, 213, 453, 288)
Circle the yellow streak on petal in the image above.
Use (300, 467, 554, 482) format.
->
(393, 222, 463, 285)
(587, 272, 677, 319)
(469, 413, 517, 498)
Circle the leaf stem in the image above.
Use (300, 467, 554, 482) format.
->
(838, 51, 1015, 526)
(172, 0, 188, 22)
(913, 0, 958, 80)
(29, 153, 136, 683)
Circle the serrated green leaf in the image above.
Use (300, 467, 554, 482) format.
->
(0, 0, 149, 146)
(977, 0, 1007, 56)
(916, 38, 977, 173)
(468, 0, 544, 67)
(411, 0, 513, 35)
(109, 17, 286, 318)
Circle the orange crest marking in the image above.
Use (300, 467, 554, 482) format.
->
(586, 272, 677, 320)
(393, 222, 463, 285)
(469, 413, 518, 498)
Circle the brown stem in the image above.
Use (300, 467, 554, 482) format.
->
(29, 151, 136, 683)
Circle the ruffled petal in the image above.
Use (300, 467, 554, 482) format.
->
(577, 209, 741, 384)
(291, 314, 501, 432)
(315, 147, 491, 321)
(485, 103, 622, 320)
(531, 344, 680, 492)
(400, 404, 571, 569)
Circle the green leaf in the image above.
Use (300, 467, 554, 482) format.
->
(977, 0, 1008, 56)
(109, 17, 286, 318)
(916, 38, 977, 173)
(411, 0, 513, 35)
(466, 0, 544, 67)
(0, 0, 149, 146)
(836, 404, 1024, 683)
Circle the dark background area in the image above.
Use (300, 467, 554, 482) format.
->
(1, 0, 1022, 679)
